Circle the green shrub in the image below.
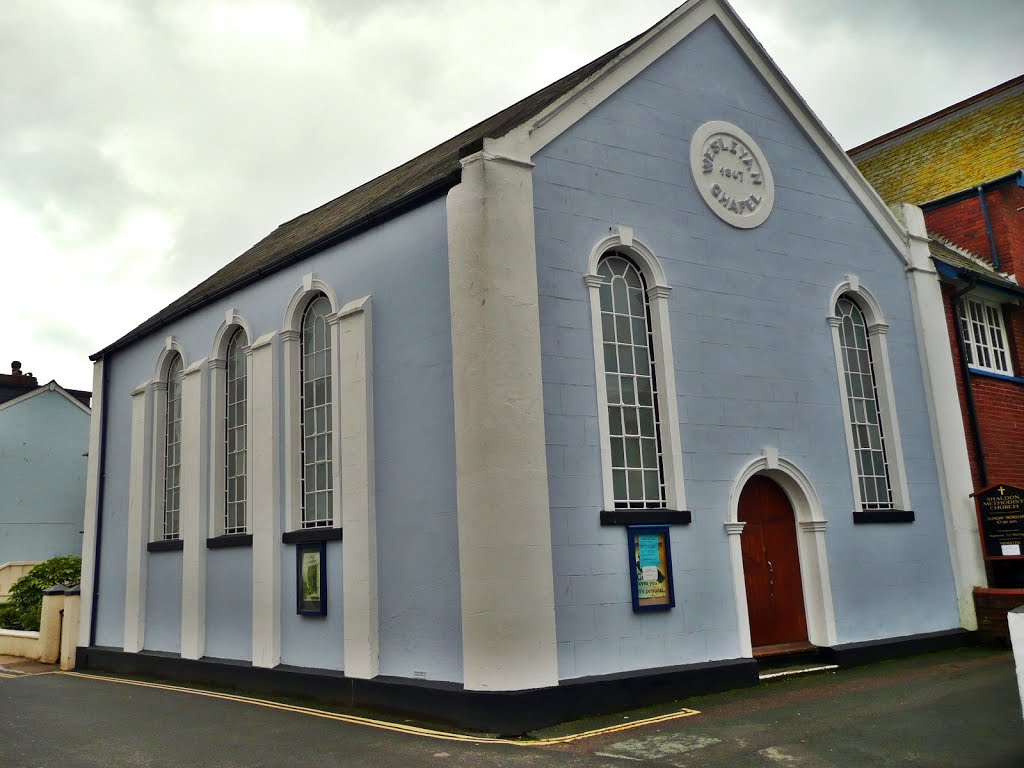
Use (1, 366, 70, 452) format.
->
(0, 555, 81, 631)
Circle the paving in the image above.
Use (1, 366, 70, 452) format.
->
(0, 647, 1020, 767)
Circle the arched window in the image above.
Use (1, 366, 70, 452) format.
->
(162, 354, 184, 539)
(835, 296, 892, 509)
(597, 253, 666, 508)
(301, 294, 334, 527)
(224, 328, 248, 534)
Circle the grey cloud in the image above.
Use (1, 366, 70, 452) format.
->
(3, 0, 1022, 391)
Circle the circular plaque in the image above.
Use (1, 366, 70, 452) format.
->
(689, 121, 774, 228)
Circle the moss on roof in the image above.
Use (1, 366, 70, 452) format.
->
(852, 79, 1023, 205)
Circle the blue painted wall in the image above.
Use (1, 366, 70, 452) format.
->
(281, 540, 343, 669)
(95, 199, 462, 681)
(0, 388, 89, 565)
(206, 547, 252, 661)
(144, 552, 181, 653)
(533, 18, 958, 679)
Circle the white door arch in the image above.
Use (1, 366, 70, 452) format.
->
(726, 452, 838, 656)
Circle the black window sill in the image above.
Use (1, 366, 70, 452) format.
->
(853, 509, 915, 524)
(282, 528, 343, 544)
(600, 509, 691, 526)
(147, 539, 184, 552)
(207, 534, 253, 549)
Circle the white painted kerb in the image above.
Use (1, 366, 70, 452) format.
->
(1010, 606, 1024, 720)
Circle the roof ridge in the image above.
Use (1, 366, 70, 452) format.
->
(91, 10, 664, 360)
(848, 73, 1024, 156)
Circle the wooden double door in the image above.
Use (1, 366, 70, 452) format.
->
(738, 475, 808, 649)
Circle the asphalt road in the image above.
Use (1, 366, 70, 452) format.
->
(1, 647, 1021, 767)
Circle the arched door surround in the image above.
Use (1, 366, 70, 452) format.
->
(725, 453, 837, 657)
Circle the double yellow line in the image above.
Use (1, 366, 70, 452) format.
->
(60, 671, 699, 745)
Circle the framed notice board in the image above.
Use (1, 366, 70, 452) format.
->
(972, 484, 1024, 560)
(296, 541, 328, 616)
(626, 525, 675, 612)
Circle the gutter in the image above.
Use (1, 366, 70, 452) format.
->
(931, 259, 1024, 302)
(89, 359, 110, 646)
(977, 185, 1001, 271)
(920, 169, 1023, 213)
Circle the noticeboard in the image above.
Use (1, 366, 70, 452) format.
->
(973, 484, 1024, 560)
(626, 525, 675, 612)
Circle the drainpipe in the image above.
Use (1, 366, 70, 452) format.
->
(977, 186, 1001, 272)
(89, 358, 109, 647)
(951, 277, 988, 487)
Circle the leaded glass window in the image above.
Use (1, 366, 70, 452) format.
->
(301, 295, 333, 527)
(225, 328, 248, 534)
(163, 355, 184, 539)
(836, 296, 893, 510)
(959, 296, 1012, 375)
(598, 253, 666, 508)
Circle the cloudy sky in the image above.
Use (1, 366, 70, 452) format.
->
(3, 0, 1022, 392)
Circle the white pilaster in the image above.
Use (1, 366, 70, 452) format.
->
(78, 359, 104, 648)
(281, 329, 302, 531)
(249, 332, 282, 668)
(724, 522, 751, 658)
(897, 202, 986, 628)
(124, 381, 153, 653)
(337, 296, 378, 679)
(447, 141, 558, 691)
(180, 359, 209, 659)
(797, 520, 838, 646)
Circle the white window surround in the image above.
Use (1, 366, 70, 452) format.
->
(584, 229, 687, 512)
(826, 278, 912, 513)
(209, 310, 255, 538)
(725, 452, 837, 657)
(149, 337, 188, 542)
(283, 274, 342, 532)
(959, 295, 1014, 376)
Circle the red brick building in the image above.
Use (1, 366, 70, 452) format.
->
(851, 75, 1024, 605)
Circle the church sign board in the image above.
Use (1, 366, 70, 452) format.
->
(972, 484, 1024, 560)
(626, 525, 675, 612)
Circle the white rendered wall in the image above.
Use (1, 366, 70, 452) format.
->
(898, 203, 986, 629)
(447, 143, 559, 691)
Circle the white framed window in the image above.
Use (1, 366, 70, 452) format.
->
(827, 279, 912, 514)
(835, 297, 892, 510)
(162, 354, 184, 539)
(300, 294, 334, 528)
(959, 296, 1013, 375)
(585, 230, 687, 512)
(598, 254, 665, 507)
(224, 328, 248, 534)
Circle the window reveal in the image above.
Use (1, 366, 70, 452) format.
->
(597, 254, 666, 508)
(225, 328, 248, 534)
(300, 295, 334, 528)
(836, 297, 893, 510)
(163, 355, 184, 539)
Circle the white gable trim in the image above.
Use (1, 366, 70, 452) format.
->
(493, 0, 909, 261)
(0, 380, 90, 415)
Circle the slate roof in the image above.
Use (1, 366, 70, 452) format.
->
(91, 23, 661, 360)
(849, 74, 1024, 205)
(929, 238, 1024, 299)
